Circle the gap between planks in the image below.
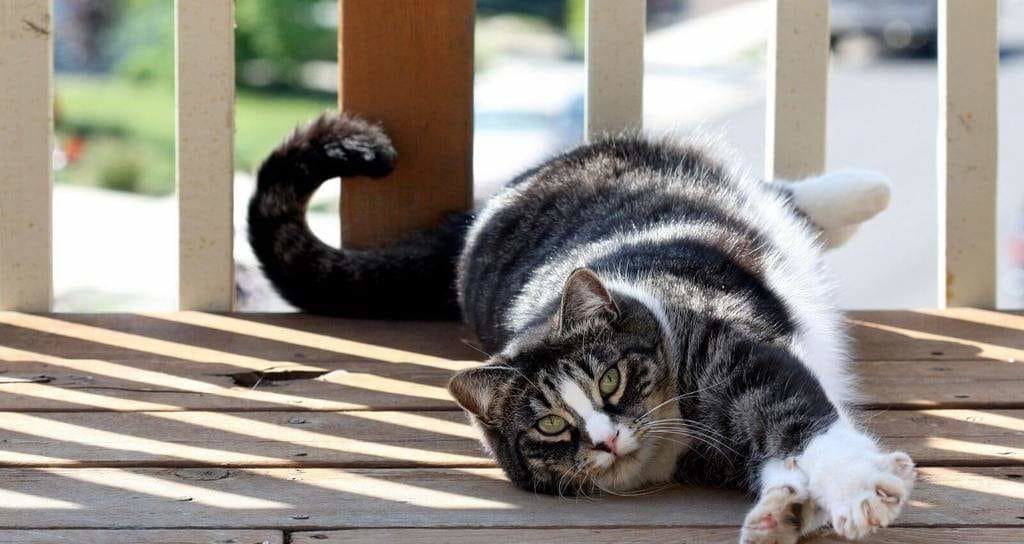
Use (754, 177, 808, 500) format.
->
(0, 467, 1020, 529)
(290, 527, 1024, 544)
(0, 409, 1019, 469)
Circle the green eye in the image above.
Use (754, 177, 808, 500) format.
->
(537, 415, 568, 435)
(599, 367, 621, 396)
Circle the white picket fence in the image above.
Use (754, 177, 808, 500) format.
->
(0, 0, 999, 311)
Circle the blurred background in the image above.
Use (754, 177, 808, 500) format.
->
(50, 0, 1024, 311)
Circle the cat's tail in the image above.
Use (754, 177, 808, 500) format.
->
(786, 170, 892, 249)
(247, 113, 471, 319)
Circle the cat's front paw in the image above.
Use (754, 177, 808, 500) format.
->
(826, 451, 915, 539)
(799, 423, 916, 540)
(806, 443, 915, 539)
(739, 484, 810, 544)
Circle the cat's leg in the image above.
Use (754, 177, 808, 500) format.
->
(688, 339, 913, 543)
(785, 170, 892, 249)
(740, 458, 825, 544)
(796, 419, 916, 540)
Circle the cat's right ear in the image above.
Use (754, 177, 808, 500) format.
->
(558, 268, 618, 333)
(448, 364, 512, 425)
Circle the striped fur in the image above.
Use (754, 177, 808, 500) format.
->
(248, 114, 911, 542)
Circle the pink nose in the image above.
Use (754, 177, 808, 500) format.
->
(596, 431, 620, 455)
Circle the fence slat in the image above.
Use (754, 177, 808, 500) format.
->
(175, 0, 235, 311)
(0, 1, 53, 311)
(939, 0, 999, 308)
(766, 0, 829, 179)
(338, 1, 474, 249)
(584, 0, 645, 139)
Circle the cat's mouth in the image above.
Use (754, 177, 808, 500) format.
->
(591, 447, 640, 474)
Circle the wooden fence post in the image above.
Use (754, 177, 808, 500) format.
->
(766, 0, 830, 180)
(0, 0, 53, 311)
(175, 0, 235, 311)
(338, 0, 474, 249)
(585, 0, 645, 139)
(939, 0, 998, 307)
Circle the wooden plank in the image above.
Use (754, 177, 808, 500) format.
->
(857, 360, 1024, 409)
(338, 0, 473, 249)
(0, 530, 282, 544)
(0, 357, 458, 412)
(4, 355, 1020, 412)
(294, 528, 1024, 544)
(0, 310, 1019, 412)
(0, 410, 487, 468)
(0, 409, 1016, 468)
(939, 0, 999, 308)
(1, 310, 1021, 365)
(849, 309, 1024, 361)
(584, 0, 645, 138)
(1, 312, 1023, 411)
(0, 0, 53, 311)
(0, 467, 1018, 528)
(766, 0, 829, 179)
(865, 409, 1024, 465)
(0, 312, 482, 367)
(175, 0, 235, 310)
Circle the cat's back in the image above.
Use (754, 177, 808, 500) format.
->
(458, 136, 796, 348)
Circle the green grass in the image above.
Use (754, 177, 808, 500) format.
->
(55, 75, 335, 195)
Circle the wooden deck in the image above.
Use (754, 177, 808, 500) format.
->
(0, 309, 1021, 543)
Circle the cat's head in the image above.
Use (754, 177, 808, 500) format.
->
(448, 269, 679, 495)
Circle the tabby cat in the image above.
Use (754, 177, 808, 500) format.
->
(248, 114, 915, 544)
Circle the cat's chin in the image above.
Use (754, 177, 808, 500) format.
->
(592, 448, 659, 493)
(594, 436, 688, 494)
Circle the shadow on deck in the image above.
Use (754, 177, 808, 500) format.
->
(0, 309, 1021, 543)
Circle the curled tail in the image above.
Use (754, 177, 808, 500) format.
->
(247, 113, 470, 319)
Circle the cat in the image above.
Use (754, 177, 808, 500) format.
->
(248, 113, 914, 544)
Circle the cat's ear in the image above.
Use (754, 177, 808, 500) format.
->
(558, 268, 618, 332)
(448, 364, 512, 424)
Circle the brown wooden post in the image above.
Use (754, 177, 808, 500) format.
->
(338, 0, 474, 249)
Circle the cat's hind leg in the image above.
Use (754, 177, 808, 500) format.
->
(785, 170, 892, 249)
(797, 420, 916, 540)
(740, 458, 825, 544)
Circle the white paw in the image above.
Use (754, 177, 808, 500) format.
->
(799, 423, 916, 541)
(816, 450, 915, 540)
(739, 484, 810, 544)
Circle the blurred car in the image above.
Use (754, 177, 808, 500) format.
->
(831, 0, 938, 53)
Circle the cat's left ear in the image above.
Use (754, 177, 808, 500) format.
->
(558, 268, 618, 332)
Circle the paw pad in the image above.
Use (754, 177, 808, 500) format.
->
(750, 513, 778, 530)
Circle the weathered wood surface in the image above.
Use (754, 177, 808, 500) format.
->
(0, 310, 1020, 539)
(175, 0, 235, 311)
(0, 409, 1018, 468)
(293, 528, 1024, 544)
(3, 356, 1020, 412)
(0, 310, 1021, 412)
(766, 0, 829, 180)
(0, 410, 488, 468)
(0, 358, 457, 412)
(0, 531, 282, 544)
(0, 467, 1020, 528)
(849, 309, 1024, 361)
(0, 0, 53, 311)
(584, 0, 645, 138)
(338, 0, 474, 249)
(939, 0, 999, 307)
(0, 312, 482, 366)
(2, 310, 1020, 364)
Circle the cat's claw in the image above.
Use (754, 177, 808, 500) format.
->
(739, 485, 811, 544)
